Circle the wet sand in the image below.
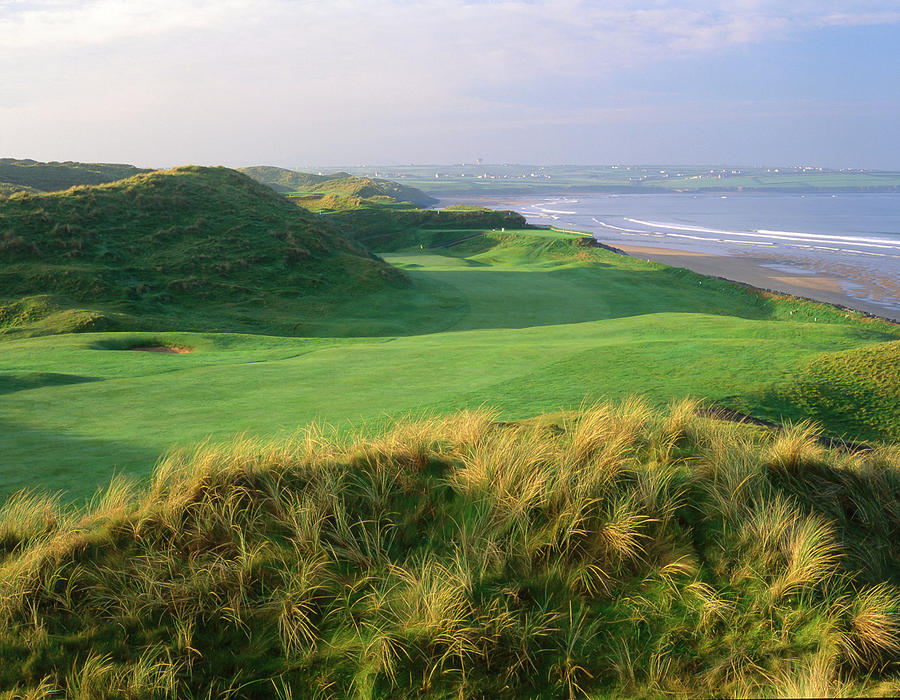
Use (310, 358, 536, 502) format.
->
(614, 244, 899, 321)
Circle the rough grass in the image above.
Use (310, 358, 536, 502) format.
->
(238, 165, 437, 207)
(0, 400, 897, 698)
(755, 340, 900, 442)
(0, 166, 407, 339)
(0, 158, 149, 194)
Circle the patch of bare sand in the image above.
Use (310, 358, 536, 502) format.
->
(768, 276, 845, 294)
(615, 245, 713, 258)
(603, 242, 900, 320)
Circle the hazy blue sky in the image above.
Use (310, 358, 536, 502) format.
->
(2, 0, 899, 169)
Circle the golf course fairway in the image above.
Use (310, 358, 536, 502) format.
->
(2, 229, 897, 501)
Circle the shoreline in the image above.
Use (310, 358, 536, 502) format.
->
(604, 243, 900, 324)
(437, 194, 900, 324)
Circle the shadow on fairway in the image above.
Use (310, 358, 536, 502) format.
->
(413, 265, 781, 332)
(0, 420, 162, 503)
(0, 372, 102, 396)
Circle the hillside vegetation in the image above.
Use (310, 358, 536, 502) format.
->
(0, 166, 406, 338)
(0, 159, 149, 195)
(237, 166, 346, 191)
(754, 340, 900, 443)
(239, 165, 437, 208)
(326, 207, 527, 250)
(0, 401, 897, 698)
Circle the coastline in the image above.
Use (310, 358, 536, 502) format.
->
(608, 244, 900, 324)
(436, 194, 900, 324)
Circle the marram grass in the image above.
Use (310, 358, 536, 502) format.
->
(0, 399, 897, 698)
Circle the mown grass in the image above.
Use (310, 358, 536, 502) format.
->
(0, 400, 897, 698)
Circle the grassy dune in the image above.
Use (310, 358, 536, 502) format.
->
(0, 401, 897, 697)
(0, 167, 406, 338)
(751, 340, 900, 442)
(0, 159, 149, 195)
(2, 228, 898, 501)
(239, 165, 437, 208)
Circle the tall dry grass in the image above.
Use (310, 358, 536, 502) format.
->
(0, 400, 897, 698)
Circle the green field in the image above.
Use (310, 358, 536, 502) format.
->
(338, 164, 900, 195)
(3, 228, 897, 502)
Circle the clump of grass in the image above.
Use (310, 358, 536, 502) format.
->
(769, 651, 851, 699)
(836, 582, 900, 669)
(0, 400, 897, 697)
(0, 491, 67, 555)
(766, 420, 826, 474)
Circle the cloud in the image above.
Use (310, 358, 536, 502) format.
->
(4, 1, 899, 57)
(0, 0, 246, 47)
(1, 0, 898, 165)
(818, 11, 900, 27)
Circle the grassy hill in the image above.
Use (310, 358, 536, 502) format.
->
(749, 340, 900, 443)
(239, 165, 437, 208)
(0, 166, 407, 338)
(237, 166, 346, 192)
(325, 205, 528, 249)
(0, 158, 149, 195)
(0, 402, 897, 697)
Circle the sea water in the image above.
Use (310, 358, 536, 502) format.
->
(441, 192, 900, 316)
(519, 192, 900, 259)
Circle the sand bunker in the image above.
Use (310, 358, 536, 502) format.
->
(128, 346, 193, 354)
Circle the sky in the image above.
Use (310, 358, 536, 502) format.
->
(1, 0, 899, 169)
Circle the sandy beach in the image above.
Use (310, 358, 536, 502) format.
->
(613, 244, 900, 321)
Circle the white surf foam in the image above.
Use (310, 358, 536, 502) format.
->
(623, 218, 900, 251)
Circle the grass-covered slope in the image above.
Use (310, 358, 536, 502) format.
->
(303, 175, 437, 208)
(0, 166, 407, 338)
(237, 166, 346, 192)
(0, 402, 897, 698)
(326, 206, 527, 249)
(752, 340, 900, 443)
(0, 159, 149, 195)
(240, 165, 437, 208)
